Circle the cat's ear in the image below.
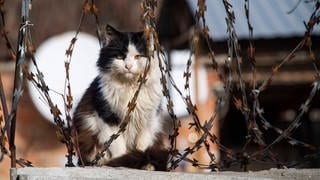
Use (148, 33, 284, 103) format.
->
(105, 24, 121, 37)
(134, 31, 145, 40)
(97, 24, 121, 47)
(131, 31, 146, 44)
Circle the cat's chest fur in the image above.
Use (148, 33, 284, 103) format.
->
(98, 72, 162, 149)
(100, 74, 161, 123)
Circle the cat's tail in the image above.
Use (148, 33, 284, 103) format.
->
(106, 147, 169, 171)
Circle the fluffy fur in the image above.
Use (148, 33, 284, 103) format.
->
(72, 25, 167, 170)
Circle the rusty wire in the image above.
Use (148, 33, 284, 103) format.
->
(0, 0, 320, 172)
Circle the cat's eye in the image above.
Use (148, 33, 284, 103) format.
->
(134, 54, 146, 60)
(116, 54, 125, 60)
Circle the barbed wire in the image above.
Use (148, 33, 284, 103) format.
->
(0, 0, 33, 168)
(168, 0, 320, 171)
(0, 0, 319, 172)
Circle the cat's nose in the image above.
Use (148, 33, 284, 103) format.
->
(125, 63, 132, 70)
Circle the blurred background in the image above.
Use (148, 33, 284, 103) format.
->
(1, 0, 320, 178)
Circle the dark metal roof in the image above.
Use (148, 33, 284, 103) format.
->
(187, 0, 320, 40)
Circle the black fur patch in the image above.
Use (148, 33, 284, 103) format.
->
(107, 148, 169, 171)
(92, 77, 120, 126)
(73, 77, 120, 126)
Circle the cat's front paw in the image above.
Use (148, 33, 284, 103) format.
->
(142, 163, 155, 171)
(94, 151, 112, 166)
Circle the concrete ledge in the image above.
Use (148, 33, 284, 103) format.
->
(11, 167, 320, 180)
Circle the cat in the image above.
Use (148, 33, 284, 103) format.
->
(72, 24, 168, 170)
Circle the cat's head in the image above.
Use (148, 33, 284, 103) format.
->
(97, 25, 148, 81)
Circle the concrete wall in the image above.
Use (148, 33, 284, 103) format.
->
(11, 167, 320, 180)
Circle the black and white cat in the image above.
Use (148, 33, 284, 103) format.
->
(72, 25, 168, 170)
